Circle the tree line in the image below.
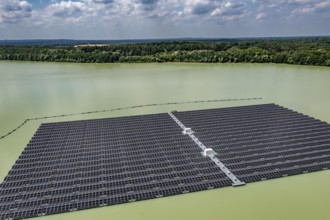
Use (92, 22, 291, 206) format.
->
(0, 38, 329, 66)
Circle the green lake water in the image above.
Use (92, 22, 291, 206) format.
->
(0, 61, 330, 220)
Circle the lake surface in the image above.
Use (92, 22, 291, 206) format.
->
(1, 61, 330, 220)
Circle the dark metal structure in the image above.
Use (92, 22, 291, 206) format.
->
(1, 104, 329, 219)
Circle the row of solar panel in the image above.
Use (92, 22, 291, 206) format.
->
(198, 128, 330, 144)
(195, 126, 329, 139)
(16, 153, 199, 165)
(184, 106, 306, 118)
(176, 110, 301, 122)
(202, 130, 330, 144)
(219, 144, 330, 164)
(189, 128, 326, 147)
(28, 136, 183, 146)
(20, 145, 198, 158)
(14, 150, 327, 174)
(19, 179, 230, 204)
(20, 148, 197, 161)
(5, 166, 201, 183)
(38, 114, 174, 125)
(46, 115, 175, 125)
(10, 162, 206, 181)
(11, 151, 326, 182)
(36, 111, 314, 139)
(0, 179, 233, 219)
(32, 115, 316, 142)
(4, 164, 223, 189)
(1, 168, 213, 191)
(192, 104, 299, 116)
(34, 123, 180, 134)
(211, 123, 330, 136)
(202, 138, 328, 152)
(13, 154, 203, 170)
(49, 149, 193, 160)
(34, 129, 329, 151)
(207, 136, 330, 152)
(39, 122, 178, 130)
(14, 156, 204, 171)
(2, 166, 225, 193)
(230, 155, 330, 175)
(31, 132, 178, 142)
(17, 144, 199, 159)
(239, 162, 330, 183)
(22, 142, 191, 156)
(1, 175, 231, 206)
(25, 140, 192, 151)
(7, 163, 219, 184)
(225, 142, 330, 159)
(221, 138, 330, 152)
(174, 107, 308, 124)
(176, 113, 316, 132)
(184, 117, 315, 132)
(27, 138, 186, 148)
(22, 142, 196, 157)
(225, 149, 330, 168)
(171, 103, 284, 116)
(199, 130, 327, 145)
(27, 136, 189, 149)
(35, 123, 180, 135)
(212, 138, 330, 155)
(31, 134, 164, 141)
(186, 125, 329, 141)
(12, 155, 209, 173)
(184, 118, 316, 131)
(215, 144, 330, 160)
(216, 143, 330, 160)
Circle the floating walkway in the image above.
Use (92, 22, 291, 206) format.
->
(1, 103, 330, 220)
(168, 112, 245, 186)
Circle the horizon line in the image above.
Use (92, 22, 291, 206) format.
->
(1, 35, 330, 41)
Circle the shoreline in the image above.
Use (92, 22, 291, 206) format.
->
(1, 39, 329, 67)
(1, 59, 329, 68)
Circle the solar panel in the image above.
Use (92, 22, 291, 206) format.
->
(1, 104, 330, 219)
(0, 113, 231, 219)
(173, 104, 330, 183)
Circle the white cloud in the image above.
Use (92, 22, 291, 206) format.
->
(1, 0, 330, 39)
(185, 0, 216, 15)
(93, 0, 114, 3)
(183, 0, 249, 21)
(315, 0, 330, 11)
(210, 1, 248, 21)
(291, 0, 330, 15)
(288, 0, 315, 5)
(0, 0, 32, 24)
(47, 1, 86, 17)
(251, 0, 330, 18)
(292, 7, 314, 14)
(256, 12, 266, 20)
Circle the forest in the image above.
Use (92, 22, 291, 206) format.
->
(0, 38, 329, 66)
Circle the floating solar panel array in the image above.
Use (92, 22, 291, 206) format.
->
(1, 104, 330, 219)
(173, 104, 330, 183)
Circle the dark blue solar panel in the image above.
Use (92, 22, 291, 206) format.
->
(1, 104, 330, 219)
(0, 113, 231, 219)
(173, 104, 330, 183)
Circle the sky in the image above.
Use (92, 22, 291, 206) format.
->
(0, 0, 329, 39)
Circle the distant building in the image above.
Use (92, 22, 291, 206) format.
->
(74, 44, 110, 47)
